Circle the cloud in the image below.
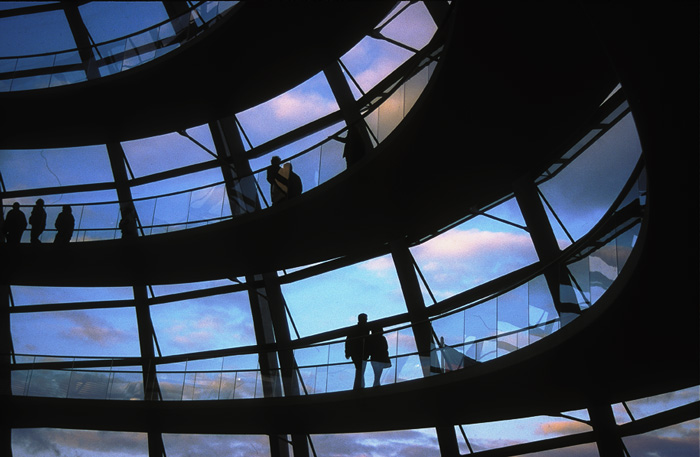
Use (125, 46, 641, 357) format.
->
(59, 311, 129, 346)
(12, 428, 148, 456)
(312, 429, 440, 457)
(535, 420, 591, 436)
(162, 305, 257, 353)
(270, 91, 338, 122)
(361, 228, 537, 299)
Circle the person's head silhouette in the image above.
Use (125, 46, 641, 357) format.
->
(358, 313, 368, 324)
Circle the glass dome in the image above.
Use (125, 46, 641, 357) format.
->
(1, 2, 697, 457)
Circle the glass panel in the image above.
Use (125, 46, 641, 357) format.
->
(340, 36, 414, 96)
(312, 429, 441, 457)
(11, 308, 141, 357)
(97, 39, 126, 76)
(528, 275, 560, 342)
(66, 369, 111, 399)
(318, 137, 346, 185)
(0, 145, 114, 191)
(380, 2, 437, 51)
(149, 291, 257, 355)
(26, 369, 70, 397)
(0, 10, 77, 57)
(281, 254, 406, 337)
(567, 257, 592, 310)
(12, 429, 148, 457)
(497, 284, 528, 356)
(108, 369, 143, 400)
(622, 419, 699, 457)
(10, 74, 51, 91)
(538, 113, 642, 241)
(49, 70, 87, 87)
(15, 54, 55, 72)
(625, 386, 700, 421)
(10, 285, 133, 307)
(432, 310, 465, 350)
(237, 72, 339, 147)
(589, 239, 618, 304)
(410, 215, 537, 299)
(326, 362, 355, 393)
(78, 2, 168, 44)
(122, 126, 216, 178)
(158, 370, 186, 401)
(376, 84, 404, 142)
(163, 433, 269, 457)
(460, 415, 593, 453)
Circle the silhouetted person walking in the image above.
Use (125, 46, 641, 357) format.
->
(54, 205, 75, 244)
(341, 127, 365, 167)
(267, 156, 285, 205)
(345, 313, 370, 389)
(29, 198, 46, 243)
(119, 207, 138, 239)
(3, 202, 27, 244)
(368, 326, 391, 387)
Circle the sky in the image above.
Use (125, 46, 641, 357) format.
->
(1, 2, 697, 457)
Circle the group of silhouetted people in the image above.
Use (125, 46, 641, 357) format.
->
(2, 200, 74, 244)
(345, 313, 391, 389)
(267, 156, 302, 205)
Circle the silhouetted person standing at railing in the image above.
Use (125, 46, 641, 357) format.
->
(286, 163, 302, 199)
(119, 207, 138, 239)
(267, 156, 285, 205)
(368, 326, 391, 387)
(341, 127, 365, 167)
(29, 198, 46, 243)
(54, 205, 75, 244)
(345, 312, 370, 390)
(3, 202, 27, 244)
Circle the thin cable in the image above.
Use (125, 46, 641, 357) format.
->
(537, 188, 575, 244)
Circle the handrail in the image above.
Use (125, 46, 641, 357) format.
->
(0, 31, 446, 241)
(8, 209, 644, 400)
(7, 154, 647, 359)
(9, 160, 646, 385)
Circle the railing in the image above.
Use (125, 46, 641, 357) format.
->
(0, 1, 239, 92)
(10, 167, 646, 400)
(0, 43, 442, 242)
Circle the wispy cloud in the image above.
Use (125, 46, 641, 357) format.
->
(59, 311, 129, 346)
(270, 91, 338, 121)
(361, 228, 537, 299)
(535, 420, 591, 436)
(161, 303, 257, 353)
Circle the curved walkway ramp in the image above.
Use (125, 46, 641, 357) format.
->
(2, 2, 697, 457)
(3, 2, 618, 286)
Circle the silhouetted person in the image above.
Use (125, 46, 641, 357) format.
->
(368, 326, 391, 387)
(267, 156, 285, 204)
(345, 313, 370, 389)
(29, 198, 46, 243)
(285, 163, 302, 199)
(54, 205, 75, 244)
(341, 126, 365, 167)
(119, 207, 138, 239)
(3, 202, 27, 244)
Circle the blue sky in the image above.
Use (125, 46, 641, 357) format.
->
(1, 2, 697, 456)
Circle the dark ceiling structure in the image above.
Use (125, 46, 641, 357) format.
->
(1, 2, 698, 457)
